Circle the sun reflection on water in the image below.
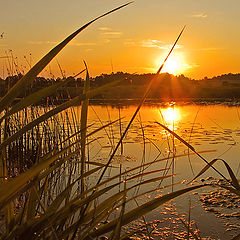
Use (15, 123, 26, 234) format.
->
(160, 107, 181, 129)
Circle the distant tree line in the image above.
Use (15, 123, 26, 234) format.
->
(1, 72, 240, 103)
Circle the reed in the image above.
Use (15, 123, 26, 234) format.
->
(0, 2, 239, 240)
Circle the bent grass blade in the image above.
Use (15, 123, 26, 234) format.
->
(96, 26, 186, 186)
(0, 2, 132, 114)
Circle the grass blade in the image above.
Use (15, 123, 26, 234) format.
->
(111, 180, 127, 240)
(0, 2, 132, 114)
(0, 79, 71, 122)
(192, 158, 240, 190)
(155, 121, 233, 187)
(0, 80, 122, 151)
(80, 63, 90, 194)
(96, 27, 186, 186)
(90, 185, 206, 238)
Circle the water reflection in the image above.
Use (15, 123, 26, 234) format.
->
(85, 104, 240, 172)
(70, 103, 240, 238)
(160, 107, 181, 124)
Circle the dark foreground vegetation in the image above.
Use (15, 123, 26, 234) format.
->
(1, 72, 240, 104)
(0, 3, 239, 240)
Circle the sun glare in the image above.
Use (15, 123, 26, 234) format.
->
(160, 107, 181, 123)
(155, 53, 187, 75)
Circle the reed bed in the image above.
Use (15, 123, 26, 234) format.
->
(0, 2, 239, 240)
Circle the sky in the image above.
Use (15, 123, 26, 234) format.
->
(0, 0, 240, 79)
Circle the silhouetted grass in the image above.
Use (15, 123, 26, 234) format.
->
(0, 3, 239, 240)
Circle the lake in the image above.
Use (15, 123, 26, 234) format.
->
(74, 102, 240, 239)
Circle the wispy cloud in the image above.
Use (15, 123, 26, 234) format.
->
(28, 41, 47, 45)
(201, 48, 218, 51)
(102, 31, 122, 36)
(100, 31, 122, 39)
(102, 39, 111, 44)
(141, 39, 166, 49)
(99, 26, 122, 39)
(70, 42, 96, 46)
(124, 39, 182, 49)
(184, 63, 200, 69)
(191, 13, 207, 18)
(98, 27, 111, 31)
(28, 41, 96, 47)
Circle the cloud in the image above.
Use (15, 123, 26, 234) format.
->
(102, 31, 122, 35)
(184, 63, 200, 69)
(28, 41, 45, 45)
(191, 13, 207, 18)
(141, 39, 166, 49)
(102, 39, 111, 44)
(98, 27, 111, 31)
(124, 39, 182, 49)
(28, 41, 96, 47)
(99, 27, 122, 39)
(70, 42, 96, 46)
(101, 31, 122, 37)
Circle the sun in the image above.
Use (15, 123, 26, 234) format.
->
(162, 57, 181, 75)
(154, 53, 187, 75)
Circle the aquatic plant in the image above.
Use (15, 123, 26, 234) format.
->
(0, 2, 239, 240)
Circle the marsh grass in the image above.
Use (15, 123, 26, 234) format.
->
(0, 2, 239, 240)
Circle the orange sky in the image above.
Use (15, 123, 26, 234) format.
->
(0, 0, 239, 79)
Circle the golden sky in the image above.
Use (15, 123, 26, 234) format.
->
(0, 0, 239, 79)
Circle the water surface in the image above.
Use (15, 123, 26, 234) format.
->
(72, 103, 240, 239)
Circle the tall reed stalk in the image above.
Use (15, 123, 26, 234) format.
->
(0, 3, 239, 240)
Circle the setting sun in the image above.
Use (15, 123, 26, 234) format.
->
(162, 57, 181, 75)
(1, 1, 240, 238)
(155, 54, 188, 75)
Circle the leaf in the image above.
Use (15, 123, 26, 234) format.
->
(80, 63, 90, 193)
(231, 233, 240, 240)
(0, 2, 133, 114)
(46, 184, 74, 214)
(193, 158, 240, 190)
(0, 78, 72, 123)
(95, 26, 186, 186)
(0, 79, 122, 151)
(111, 181, 127, 240)
(192, 159, 218, 181)
(75, 192, 124, 239)
(81, 151, 212, 198)
(89, 185, 206, 238)
(25, 181, 39, 221)
(0, 144, 79, 209)
(155, 121, 232, 185)
(155, 121, 195, 151)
